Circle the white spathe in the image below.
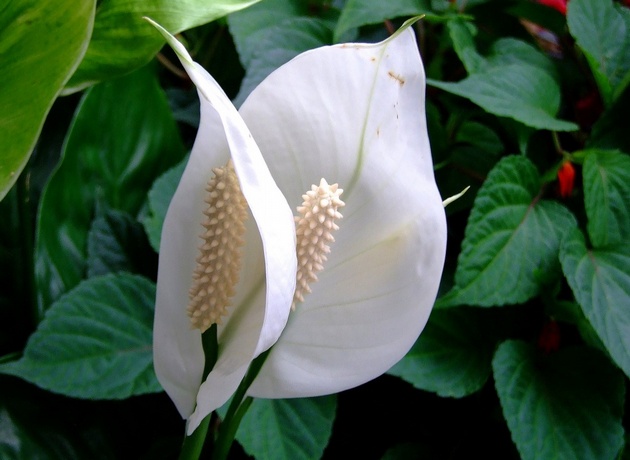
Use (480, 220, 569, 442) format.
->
(150, 19, 297, 435)
(150, 18, 447, 435)
(239, 21, 446, 398)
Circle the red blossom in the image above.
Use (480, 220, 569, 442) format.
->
(575, 90, 603, 129)
(538, 0, 567, 15)
(557, 161, 575, 198)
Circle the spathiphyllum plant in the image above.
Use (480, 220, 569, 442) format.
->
(6, 0, 630, 458)
(149, 16, 447, 455)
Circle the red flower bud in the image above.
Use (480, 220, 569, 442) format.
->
(538, 0, 567, 15)
(537, 320, 561, 354)
(557, 161, 575, 198)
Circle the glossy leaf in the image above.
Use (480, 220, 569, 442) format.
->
(0, 274, 160, 399)
(567, 0, 630, 104)
(0, 0, 94, 200)
(65, 0, 261, 92)
(388, 307, 503, 397)
(582, 150, 630, 248)
(34, 65, 184, 316)
(493, 340, 624, 460)
(439, 156, 576, 307)
(429, 64, 578, 131)
(234, 396, 336, 460)
(560, 228, 630, 378)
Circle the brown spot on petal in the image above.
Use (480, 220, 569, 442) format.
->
(388, 70, 405, 86)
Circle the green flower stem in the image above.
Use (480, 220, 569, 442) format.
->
(552, 131, 567, 156)
(178, 414, 212, 460)
(178, 324, 219, 460)
(211, 396, 253, 460)
(211, 348, 271, 460)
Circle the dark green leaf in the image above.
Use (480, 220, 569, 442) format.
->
(236, 396, 336, 460)
(455, 121, 503, 155)
(560, 228, 630, 378)
(228, 0, 311, 68)
(232, 17, 332, 106)
(381, 442, 436, 460)
(567, 0, 630, 105)
(447, 18, 484, 74)
(0, 0, 93, 200)
(429, 64, 578, 131)
(588, 83, 630, 153)
(487, 38, 557, 80)
(35, 65, 184, 316)
(439, 156, 576, 307)
(334, 0, 431, 43)
(493, 340, 624, 460)
(0, 274, 160, 399)
(87, 209, 157, 279)
(582, 150, 630, 247)
(0, 375, 111, 460)
(143, 156, 188, 252)
(506, 1, 566, 36)
(65, 0, 261, 92)
(388, 307, 502, 397)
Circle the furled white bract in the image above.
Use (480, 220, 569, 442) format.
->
(150, 17, 447, 434)
(149, 19, 297, 435)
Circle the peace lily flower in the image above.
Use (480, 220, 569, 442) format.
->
(150, 18, 447, 435)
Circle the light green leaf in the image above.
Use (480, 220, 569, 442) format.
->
(560, 228, 630, 379)
(334, 0, 431, 43)
(0, 274, 160, 399)
(65, 0, 261, 92)
(87, 209, 156, 278)
(567, 0, 630, 105)
(35, 65, 184, 317)
(0, 0, 94, 201)
(429, 64, 578, 131)
(235, 396, 336, 460)
(493, 340, 624, 460)
(143, 156, 188, 252)
(582, 150, 630, 248)
(439, 155, 576, 307)
(388, 307, 503, 397)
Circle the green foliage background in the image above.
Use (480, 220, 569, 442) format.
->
(1, 0, 630, 458)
